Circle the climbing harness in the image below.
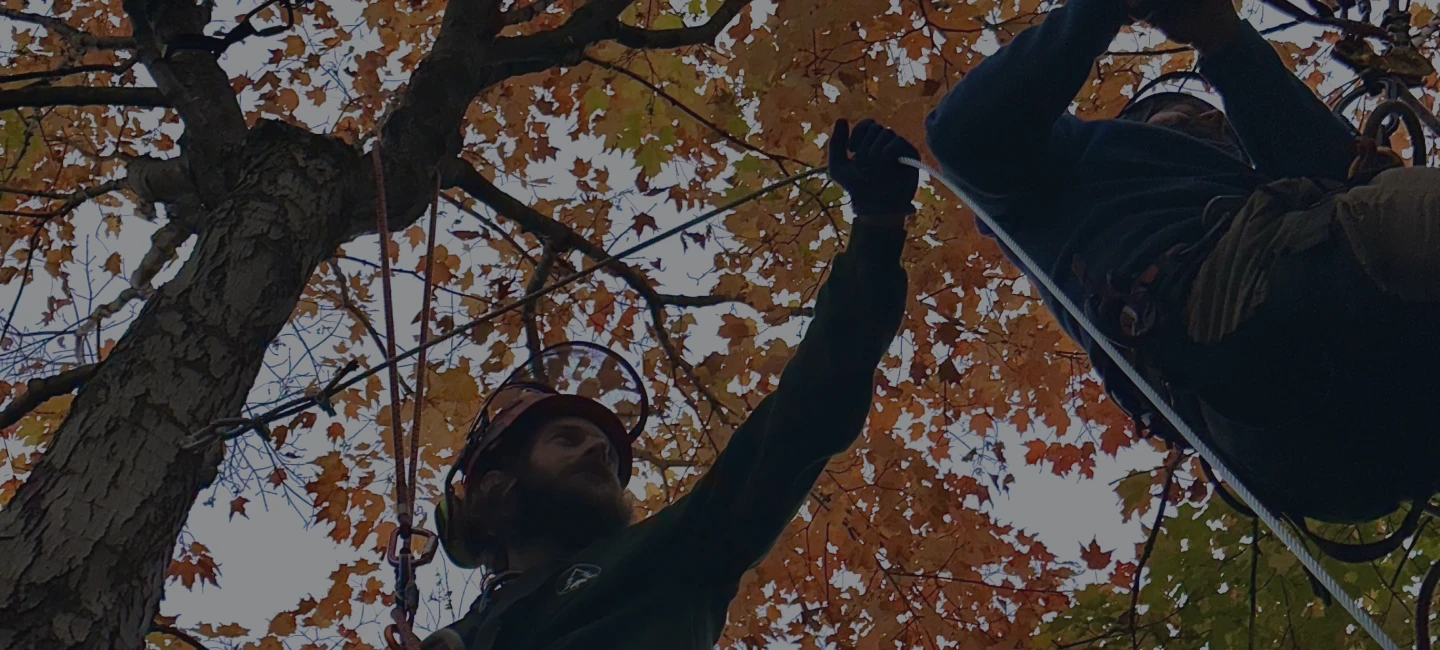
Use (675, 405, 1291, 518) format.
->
(898, 155, 1408, 650)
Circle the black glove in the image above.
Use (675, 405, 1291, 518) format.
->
(828, 118, 921, 223)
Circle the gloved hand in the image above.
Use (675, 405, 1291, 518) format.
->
(1131, 0, 1241, 53)
(828, 118, 920, 226)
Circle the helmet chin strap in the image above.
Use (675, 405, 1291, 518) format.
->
(896, 155, 1403, 650)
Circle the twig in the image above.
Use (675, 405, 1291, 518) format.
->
(0, 7, 135, 50)
(523, 248, 557, 373)
(73, 221, 189, 359)
(0, 178, 128, 220)
(0, 363, 98, 430)
(1129, 455, 1181, 650)
(149, 623, 212, 650)
(330, 264, 413, 396)
(0, 58, 137, 85)
(584, 55, 806, 167)
(0, 86, 166, 111)
(439, 190, 538, 266)
(633, 447, 700, 469)
(502, 0, 561, 25)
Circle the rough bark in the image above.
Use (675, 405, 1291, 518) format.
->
(0, 121, 364, 650)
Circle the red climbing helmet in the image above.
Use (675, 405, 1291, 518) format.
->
(437, 341, 650, 568)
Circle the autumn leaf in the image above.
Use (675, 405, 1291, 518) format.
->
(717, 314, 755, 342)
(229, 496, 249, 521)
(632, 212, 658, 235)
(268, 611, 298, 636)
(1079, 538, 1113, 571)
(103, 253, 123, 276)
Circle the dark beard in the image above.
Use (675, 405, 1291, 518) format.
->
(505, 468, 630, 553)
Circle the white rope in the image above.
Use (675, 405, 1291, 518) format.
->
(899, 156, 1405, 650)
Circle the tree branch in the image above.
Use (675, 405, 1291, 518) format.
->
(502, 0, 561, 25)
(523, 248, 556, 369)
(0, 58, 138, 86)
(0, 178, 129, 220)
(149, 624, 212, 650)
(657, 292, 813, 316)
(609, 0, 748, 49)
(329, 265, 413, 395)
(122, 0, 247, 208)
(439, 191, 539, 266)
(583, 55, 805, 167)
(0, 86, 167, 111)
(443, 160, 746, 424)
(0, 364, 99, 431)
(73, 221, 191, 359)
(634, 447, 700, 469)
(0, 7, 135, 50)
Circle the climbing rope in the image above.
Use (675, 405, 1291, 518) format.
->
(371, 147, 440, 650)
(899, 156, 1407, 650)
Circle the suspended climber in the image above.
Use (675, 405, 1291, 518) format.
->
(924, 0, 1440, 524)
(418, 119, 921, 649)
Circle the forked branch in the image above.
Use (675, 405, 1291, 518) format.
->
(0, 364, 99, 431)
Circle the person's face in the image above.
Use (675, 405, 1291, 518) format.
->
(1147, 104, 1231, 143)
(525, 415, 624, 501)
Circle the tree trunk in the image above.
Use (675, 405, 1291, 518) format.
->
(0, 121, 365, 650)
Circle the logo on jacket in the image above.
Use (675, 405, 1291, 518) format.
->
(558, 564, 601, 594)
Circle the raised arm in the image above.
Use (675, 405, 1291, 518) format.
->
(1146, 0, 1357, 180)
(924, 0, 1128, 197)
(677, 120, 913, 583)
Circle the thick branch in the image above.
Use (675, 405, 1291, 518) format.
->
(610, 0, 748, 49)
(485, 0, 752, 81)
(366, 0, 505, 238)
(123, 0, 247, 208)
(658, 292, 814, 317)
(0, 364, 99, 431)
(0, 86, 167, 111)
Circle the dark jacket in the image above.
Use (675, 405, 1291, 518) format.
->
(923, 0, 1356, 415)
(422, 223, 908, 649)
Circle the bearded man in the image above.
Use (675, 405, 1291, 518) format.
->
(421, 118, 919, 649)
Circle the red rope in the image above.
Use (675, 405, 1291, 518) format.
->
(370, 146, 411, 531)
(406, 178, 440, 532)
(371, 146, 425, 650)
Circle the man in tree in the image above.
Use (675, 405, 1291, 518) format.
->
(419, 118, 918, 649)
(925, 0, 1440, 524)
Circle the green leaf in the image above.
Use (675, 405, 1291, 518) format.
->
(635, 140, 667, 178)
(581, 86, 610, 117)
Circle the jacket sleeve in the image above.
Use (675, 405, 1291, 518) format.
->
(1199, 22, 1357, 181)
(678, 223, 908, 582)
(924, 0, 1127, 198)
